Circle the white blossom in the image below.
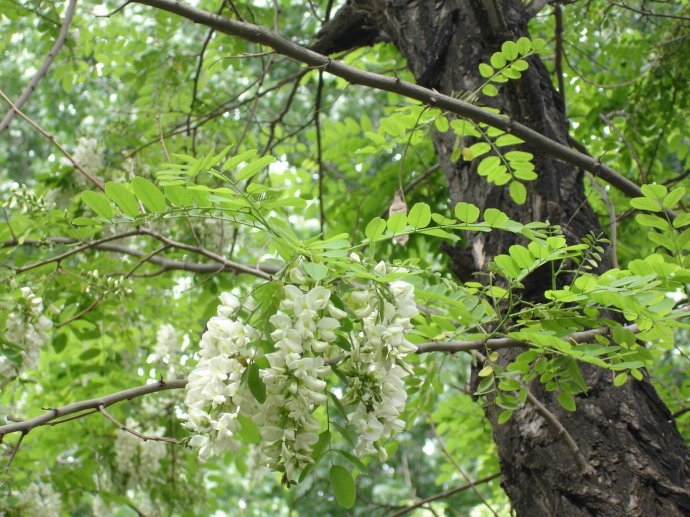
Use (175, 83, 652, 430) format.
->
(4, 287, 52, 373)
(182, 263, 419, 482)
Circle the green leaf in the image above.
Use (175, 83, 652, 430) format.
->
(484, 208, 509, 228)
(247, 363, 266, 403)
(236, 414, 261, 444)
(478, 156, 501, 176)
(303, 262, 328, 281)
(672, 213, 690, 228)
(516, 37, 532, 55)
(495, 134, 524, 146)
(132, 177, 166, 213)
(365, 217, 386, 240)
(329, 465, 356, 509)
(531, 38, 546, 52)
(105, 182, 139, 217)
(497, 410, 513, 424)
(505, 150, 533, 162)
(464, 142, 491, 160)
(635, 214, 669, 230)
(511, 59, 529, 71)
(501, 41, 518, 60)
(641, 184, 667, 200)
(630, 197, 662, 212)
(509, 181, 527, 204)
(481, 84, 499, 97)
(614, 372, 628, 387)
(478, 63, 494, 78)
(408, 202, 431, 228)
(455, 202, 480, 223)
(387, 213, 407, 233)
(490, 52, 507, 68)
(81, 191, 113, 219)
(514, 168, 538, 181)
(557, 390, 576, 412)
(662, 187, 685, 209)
(237, 155, 275, 181)
(434, 116, 449, 133)
(223, 149, 257, 171)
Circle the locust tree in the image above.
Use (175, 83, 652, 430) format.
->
(1, 0, 690, 515)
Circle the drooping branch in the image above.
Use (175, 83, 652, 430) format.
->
(0, 379, 187, 439)
(0, 90, 105, 191)
(132, 0, 645, 201)
(3, 230, 278, 279)
(390, 472, 501, 517)
(0, 0, 77, 131)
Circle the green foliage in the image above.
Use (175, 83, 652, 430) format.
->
(1, 2, 689, 516)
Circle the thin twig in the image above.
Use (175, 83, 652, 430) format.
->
(390, 472, 501, 517)
(315, 69, 326, 234)
(429, 420, 499, 517)
(588, 176, 619, 268)
(98, 405, 181, 444)
(524, 390, 594, 474)
(554, 2, 566, 109)
(1, 432, 26, 473)
(599, 112, 645, 183)
(0, 0, 77, 131)
(0, 90, 104, 191)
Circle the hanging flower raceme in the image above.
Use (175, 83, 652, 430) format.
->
(183, 261, 419, 483)
(3, 286, 53, 378)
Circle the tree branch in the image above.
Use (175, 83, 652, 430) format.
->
(4, 231, 278, 279)
(132, 0, 646, 201)
(0, 89, 105, 191)
(390, 472, 501, 517)
(98, 404, 181, 444)
(0, 379, 187, 439)
(0, 0, 77, 131)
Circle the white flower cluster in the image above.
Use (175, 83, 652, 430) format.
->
(183, 293, 261, 460)
(342, 271, 418, 459)
(8, 481, 62, 517)
(3, 182, 46, 215)
(258, 283, 345, 481)
(4, 287, 52, 373)
(62, 137, 103, 188)
(114, 418, 167, 485)
(183, 262, 418, 482)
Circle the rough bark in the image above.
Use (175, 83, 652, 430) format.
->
(326, 0, 690, 514)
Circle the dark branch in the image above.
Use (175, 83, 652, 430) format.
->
(132, 0, 647, 201)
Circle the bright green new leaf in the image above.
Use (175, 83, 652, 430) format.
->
(479, 63, 494, 78)
(408, 202, 432, 228)
(455, 202, 480, 223)
(105, 182, 139, 217)
(81, 191, 113, 220)
(365, 217, 386, 240)
(387, 213, 407, 233)
(237, 155, 276, 181)
(132, 177, 167, 213)
(509, 181, 527, 204)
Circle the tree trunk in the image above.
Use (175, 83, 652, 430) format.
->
(342, 0, 690, 514)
